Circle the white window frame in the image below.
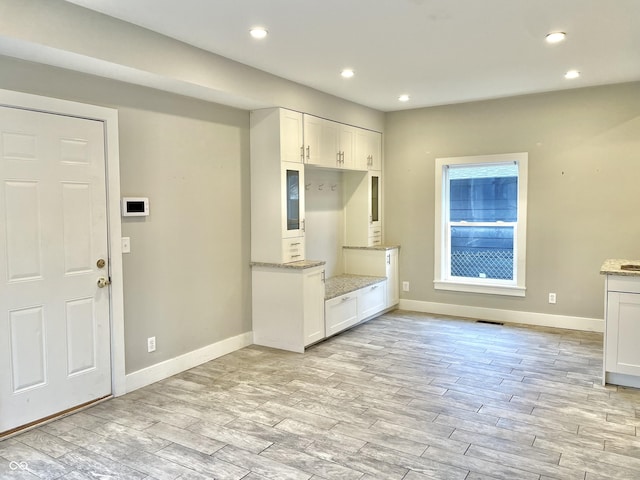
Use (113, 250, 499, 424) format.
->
(434, 152, 528, 297)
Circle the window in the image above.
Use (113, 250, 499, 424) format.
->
(434, 153, 528, 296)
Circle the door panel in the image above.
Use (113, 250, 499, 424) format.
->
(66, 297, 97, 376)
(5, 181, 42, 281)
(62, 182, 93, 274)
(0, 106, 111, 434)
(9, 306, 46, 392)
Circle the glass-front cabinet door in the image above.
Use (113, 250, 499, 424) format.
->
(369, 172, 381, 228)
(282, 162, 305, 238)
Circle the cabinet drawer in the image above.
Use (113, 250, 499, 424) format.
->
(607, 275, 640, 294)
(283, 237, 305, 263)
(368, 234, 382, 247)
(368, 225, 382, 237)
(368, 225, 382, 247)
(325, 293, 358, 336)
(358, 282, 386, 321)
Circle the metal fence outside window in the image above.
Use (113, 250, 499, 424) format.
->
(451, 249, 514, 280)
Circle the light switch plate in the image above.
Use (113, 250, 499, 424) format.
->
(121, 237, 131, 254)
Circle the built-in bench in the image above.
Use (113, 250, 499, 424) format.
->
(324, 274, 386, 300)
(324, 274, 388, 338)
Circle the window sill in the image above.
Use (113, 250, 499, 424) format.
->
(434, 280, 526, 297)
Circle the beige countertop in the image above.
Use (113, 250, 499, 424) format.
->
(251, 260, 326, 270)
(343, 245, 400, 251)
(600, 259, 640, 277)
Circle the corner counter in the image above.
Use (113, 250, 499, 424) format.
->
(600, 259, 640, 388)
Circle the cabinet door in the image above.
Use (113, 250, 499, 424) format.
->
(282, 162, 305, 239)
(303, 114, 323, 165)
(304, 268, 325, 346)
(355, 129, 382, 171)
(304, 115, 338, 167)
(369, 172, 381, 229)
(354, 129, 371, 170)
(606, 292, 640, 376)
(325, 293, 358, 336)
(385, 249, 399, 307)
(280, 109, 304, 163)
(369, 132, 382, 171)
(338, 124, 356, 169)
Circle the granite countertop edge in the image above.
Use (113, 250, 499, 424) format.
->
(251, 260, 326, 270)
(600, 259, 640, 277)
(343, 244, 400, 251)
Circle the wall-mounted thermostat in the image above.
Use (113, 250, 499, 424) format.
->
(122, 197, 149, 217)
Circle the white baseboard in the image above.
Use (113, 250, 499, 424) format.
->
(399, 299, 604, 332)
(124, 331, 253, 394)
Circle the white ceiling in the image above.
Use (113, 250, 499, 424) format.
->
(64, 0, 640, 112)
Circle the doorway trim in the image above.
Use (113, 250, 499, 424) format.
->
(0, 88, 126, 397)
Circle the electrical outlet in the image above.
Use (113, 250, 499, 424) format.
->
(147, 336, 156, 353)
(548, 293, 557, 304)
(402, 281, 410, 292)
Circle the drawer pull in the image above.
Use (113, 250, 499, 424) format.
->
(290, 242, 301, 246)
(371, 285, 378, 290)
(341, 296, 351, 301)
(291, 254, 301, 258)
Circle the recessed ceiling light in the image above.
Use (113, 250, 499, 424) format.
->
(249, 27, 268, 39)
(398, 94, 410, 102)
(545, 32, 566, 44)
(341, 69, 355, 78)
(564, 69, 580, 79)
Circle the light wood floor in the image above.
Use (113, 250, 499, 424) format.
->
(1, 310, 640, 479)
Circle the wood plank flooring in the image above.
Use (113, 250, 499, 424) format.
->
(1, 310, 640, 479)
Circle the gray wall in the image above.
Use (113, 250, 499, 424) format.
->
(0, 56, 251, 373)
(385, 81, 640, 321)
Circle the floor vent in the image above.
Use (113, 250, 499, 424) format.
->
(476, 320, 504, 326)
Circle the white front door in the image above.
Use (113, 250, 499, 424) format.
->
(0, 106, 112, 434)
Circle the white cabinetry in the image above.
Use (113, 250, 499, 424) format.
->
(344, 246, 400, 308)
(358, 283, 386, 320)
(355, 129, 382, 171)
(251, 108, 305, 263)
(252, 263, 325, 353)
(344, 171, 382, 247)
(604, 274, 640, 387)
(303, 114, 355, 169)
(325, 293, 358, 336)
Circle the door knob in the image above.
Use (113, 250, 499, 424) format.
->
(97, 277, 111, 288)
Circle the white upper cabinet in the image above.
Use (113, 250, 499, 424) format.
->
(338, 123, 356, 169)
(280, 108, 304, 163)
(303, 114, 325, 165)
(355, 129, 382, 171)
(304, 114, 357, 170)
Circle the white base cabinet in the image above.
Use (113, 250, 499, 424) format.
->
(357, 283, 386, 320)
(604, 274, 640, 387)
(325, 293, 358, 337)
(252, 263, 325, 353)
